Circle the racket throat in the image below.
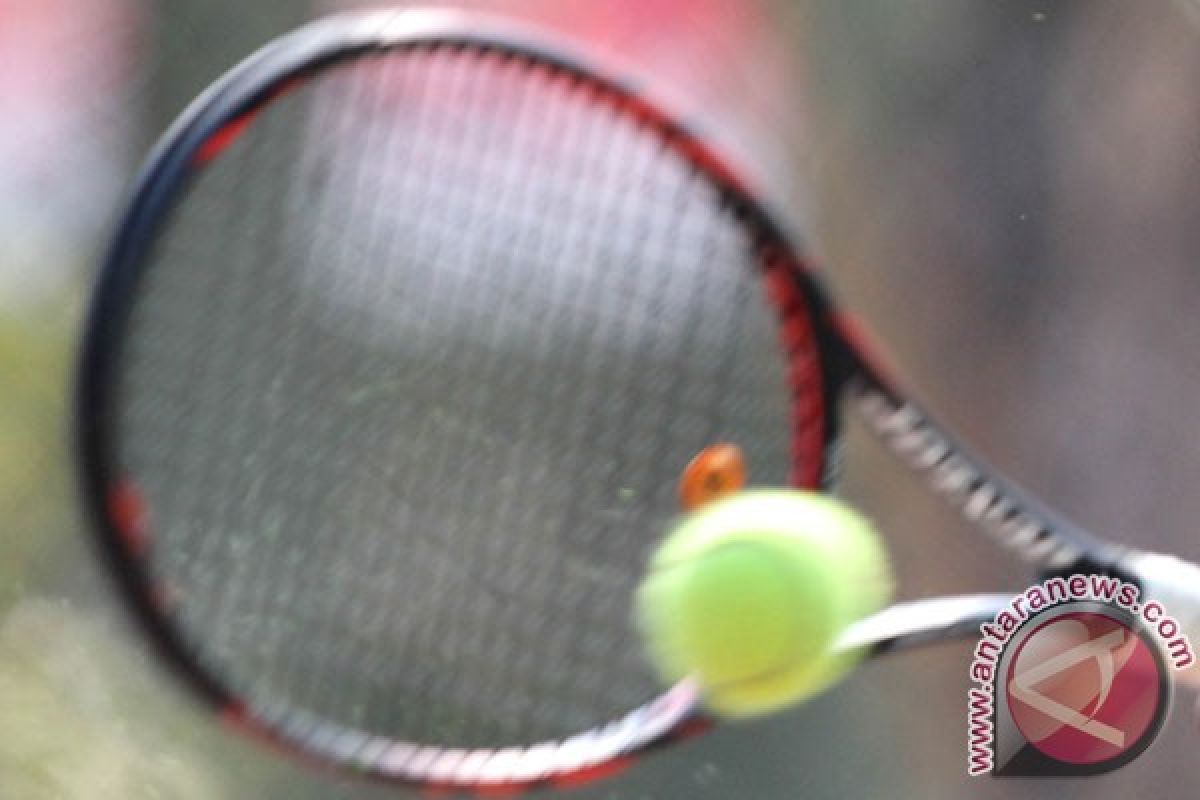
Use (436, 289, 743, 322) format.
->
(850, 378, 1105, 571)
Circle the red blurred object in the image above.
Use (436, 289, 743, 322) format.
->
(0, 0, 142, 301)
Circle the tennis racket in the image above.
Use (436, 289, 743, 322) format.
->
(75, 9, 1200, 794)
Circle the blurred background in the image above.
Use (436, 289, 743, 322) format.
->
(2, 0, 1199, 797)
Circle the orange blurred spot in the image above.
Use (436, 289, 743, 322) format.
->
(679, 443, 746, 511)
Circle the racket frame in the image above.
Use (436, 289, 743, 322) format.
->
(76, 9, 836, 791)
(75, 7, 1189, 794)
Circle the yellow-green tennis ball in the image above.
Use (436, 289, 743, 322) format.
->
(635, 490, 894, 718)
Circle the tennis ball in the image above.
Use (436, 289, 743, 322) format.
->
(635, 490, 893, 717)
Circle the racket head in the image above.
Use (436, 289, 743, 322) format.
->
(75, 9, 851, 792)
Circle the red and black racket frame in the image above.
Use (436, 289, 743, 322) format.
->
(75, 9, 1133, 795)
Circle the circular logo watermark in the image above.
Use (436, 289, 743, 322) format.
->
(966, 575, 1189, 778)
(979, 597, 1176, 777)
(1004, 606, 1168, 772)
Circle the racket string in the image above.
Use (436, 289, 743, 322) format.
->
(113, 44, 800, 747)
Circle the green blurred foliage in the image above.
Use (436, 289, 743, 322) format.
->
(0, 598, 227, 799)
(0, 299, 77, 612)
